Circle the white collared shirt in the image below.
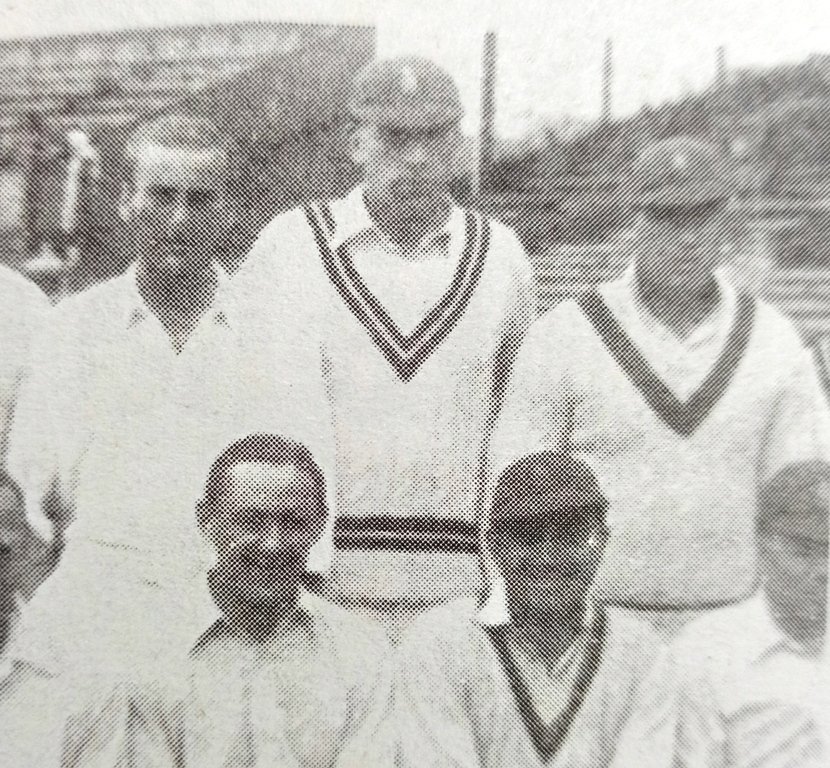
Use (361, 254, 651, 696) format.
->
(490, 262, 830, 605)
(44, 589, 394, 768)
(612, 592, 828, 768)
(10, 263, 243, 548)
(6, 260, 335, 679)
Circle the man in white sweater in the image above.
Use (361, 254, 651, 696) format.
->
(233, 57, 535, 632)
(490, 136, 830, 636)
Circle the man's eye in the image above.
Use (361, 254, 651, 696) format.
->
(500, 525, 538, 545)
(148, 187, 177, 205)
(285, 515, 312, 533)
(381, 128, 408, 148)
(187, 190, 216, 209)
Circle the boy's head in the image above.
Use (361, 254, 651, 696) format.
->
(487, 452, 609, 616)
(197, 434, 327, 625)
(758, 460, 829, 649)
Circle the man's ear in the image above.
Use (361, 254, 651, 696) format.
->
(195, 499, 213, 536)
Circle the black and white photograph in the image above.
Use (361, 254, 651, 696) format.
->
(0, 1, 828, 765)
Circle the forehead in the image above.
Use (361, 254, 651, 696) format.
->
(131, 141, 226, 189)
(491, 508, 602, 529)
(224, 461, 316, 499)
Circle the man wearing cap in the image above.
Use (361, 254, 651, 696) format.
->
(612, 459, 829, 768)
(5, 113, 334, 691)
(234, 57, 535, 633)
(490, 136, 830, 637)
(396, 451, 662, 767)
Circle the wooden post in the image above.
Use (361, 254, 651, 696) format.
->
(716, 45, 727, 92)
(479, 31, 497, 199)
(601, 39, 613, 124)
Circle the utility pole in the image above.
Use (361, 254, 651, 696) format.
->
(601, 38, 613, 124)
(716, 45, 728, 91)
(479, 30, 497, 198)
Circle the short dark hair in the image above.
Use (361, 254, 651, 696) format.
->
(492, 451, 608, 523)
(203, 434, 327, 515)
(124, 112, 230, 169)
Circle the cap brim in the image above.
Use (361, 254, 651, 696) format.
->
(633, 182, 730, 209)
(350, 105, 463, 130)
(491, 492, 607, 522)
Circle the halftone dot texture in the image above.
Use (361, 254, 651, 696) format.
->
(0, 20, 828, 768)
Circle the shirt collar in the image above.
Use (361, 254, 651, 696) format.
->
(614, 260, 737, 348)
(328, 185, 460, 254)
(121, 261, 235, 330)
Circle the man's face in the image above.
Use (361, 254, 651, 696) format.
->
(760, 513, 828, 645)
(122, 142, 229, 278)
(489, 507, 608, 613)
(205, 462, 325, 609)
(634, 199, 727, 293)
(352, 122, 459, 220)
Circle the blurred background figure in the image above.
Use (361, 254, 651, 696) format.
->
(21, 124, 100, 301)
(613, 459, 829, 768)
(57, 129, 100, 265)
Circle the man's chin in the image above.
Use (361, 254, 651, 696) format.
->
(144, 253, 211, 279)
(509, 577, 591, 610)
(243, 567, 306, 601)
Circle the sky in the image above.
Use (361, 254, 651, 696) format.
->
(2, 0, 829, 137)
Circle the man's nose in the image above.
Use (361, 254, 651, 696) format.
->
(404, 140, 428, 166)
(167, 197, 190, 232)
(257, 527, 290, 553)
(535, 533, 568, 564)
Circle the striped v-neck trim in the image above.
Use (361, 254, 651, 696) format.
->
(304, 201, 491, 382)
(485, 610, 607, 763)
(578, 290, 756, 436)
